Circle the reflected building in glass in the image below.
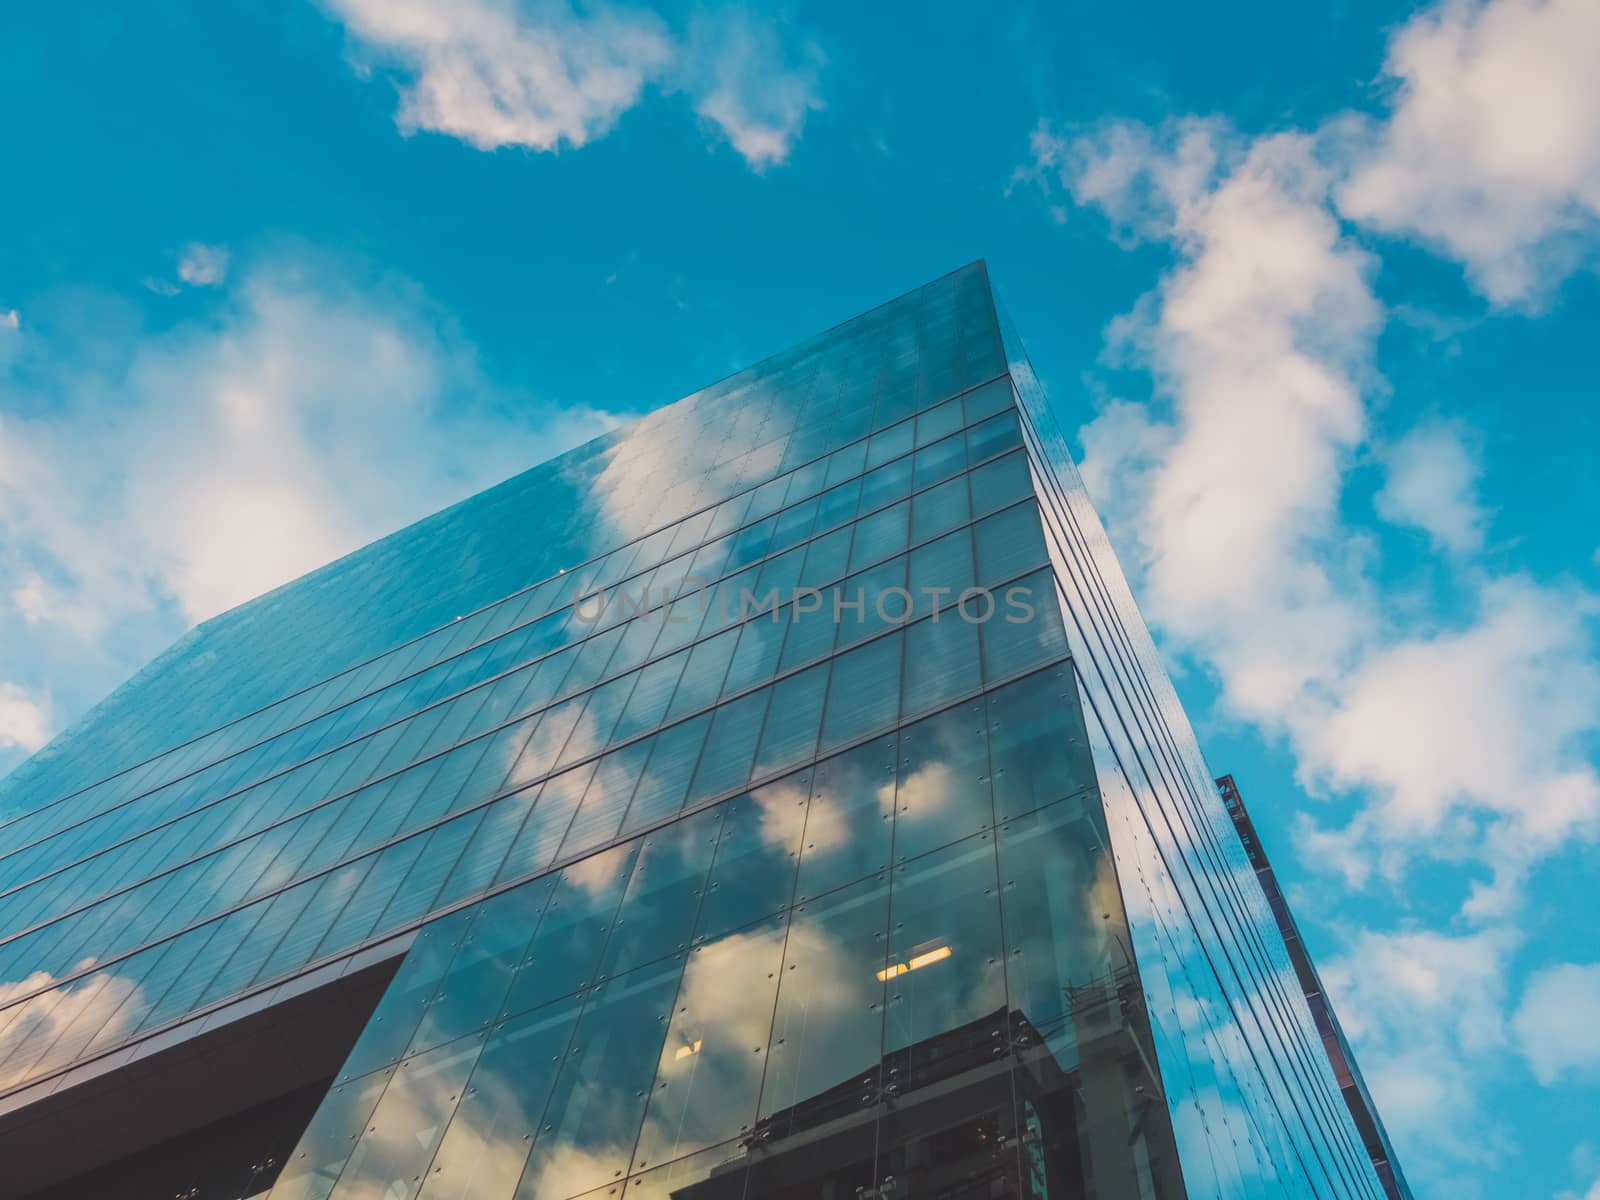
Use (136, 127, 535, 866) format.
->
(0, 263, 1406, 1199)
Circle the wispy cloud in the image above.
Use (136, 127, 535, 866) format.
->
(1373, 419, 1489, 555)
(323, 0, 822, 170)
(0, 682, 50, 755)
(1512, 962, 1600, 1085)
(1322, 925, 1516, 1195)
(0, 309, 17, 370)
(326, 0, 673, 152)
(1338, 0, 1600, 307)
(1016, 0, 1600, 1185)
(0, 253, 618, 774)
(1022, 20, 1600, 931)
(682, 9, 823, 171)
(176, 242, 230, 288)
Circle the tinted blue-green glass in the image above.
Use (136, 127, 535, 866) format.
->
(2, 264, 1390, 1200)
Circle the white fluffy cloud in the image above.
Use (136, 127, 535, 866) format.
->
(326, 0, 673, 152)
(683, 9, 823, 171)
(1374, 420, 1489, 554)
(0, 682, 50, 754)
(1512, 962, 1600, 1085)
(1046, 123, 1380, 722)
(324, 0, 821, 170)
(1029, 108, 1600, 922)
(1322, 926, 1515, 1190)
(1339, 0, 1600, 306)
(0, 257, 618, 778)
(1301, 578, 1600, 916)
(1020, 2, 1600, 1182)
(3, 264, 617, 630)
(177, 243, 230, 288)
(0, 963, 142, 1091)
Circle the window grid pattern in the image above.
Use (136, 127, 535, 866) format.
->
(0, 380, 1017, 864)
(0, 447, 1044, 1011)
(0, 277, 1051, 1104)
(0, 264, 1399, 1200)
(267, 664, 1185, 1200)
(0, 391, 1021, 919)
(0, 267, 1003, 827)
(998, 296, 1388, 1200)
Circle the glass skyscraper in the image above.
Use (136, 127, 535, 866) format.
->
(0, 263, 1406, 1200)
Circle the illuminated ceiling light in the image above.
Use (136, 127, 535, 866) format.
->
(674, 1039, 703, 1061)
(876, 944, 952, 981)
(908, 945, 952, 971)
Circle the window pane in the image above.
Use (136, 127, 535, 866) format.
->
(912, 433, 966, 490)
(595, 808, 721, 980)
(847, 501, 909, 573)
(968, 450, 1034, 517)
(985, 666, 1095, 822)
(442, 790, 530, 904)
(865, 419, 912, 469)
(824, 440, 868, 488)
(907, 528, 976, 620)
(662, 627, 738, 722)
(335, 1034, 485, 1200)
(381, 812, 481, 924)
(339, 910, 473, 1083)
(758, 874, 889, 1137)
(631, 913, 787, 1171)
(768, 495, 819, 557)
(622, 714, 711, 832)
(503, 842, 638, 1017)
(720, 616, 783, 698)
(557, 676, 632, 768)
(495, 779, 582, 886)
(417, 994, 584, 1200)
(795, 740, 896, 902)
(819, 633, 903, 755)
(409, 879, 555, 1055)
(901, 614, 981, 718)
(967, 409, 1025, 462)
(858, 457, 913, 513)
(625, 1140, 749, 1200)
(890, 701, 991, 864)
(752, 666, 826, 779)
(909, 474, 969, 543)
(694, 772, 807, 942)
(799, 524, 852, 588)
(962, 377, 1014, 424)
(777, 590, 836, 674)
(997, 795, 1188, 1198)
(561, 742, 648, 859)
(914, 396, 963, 447)
(882, 835, 1006, 1082)
(272, 1067, 393, 1200)
(813, 478, 861, 534)
(835, 556, 909, 651)
(974, 502, 1048, 584)
(980, 568, 1069, 682)
(505, 697, 585, 793)
(685, 690, 770, 806)
(512, 959, 683, 1200)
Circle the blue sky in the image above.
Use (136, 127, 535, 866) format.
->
(1, 1, 1597, 1194)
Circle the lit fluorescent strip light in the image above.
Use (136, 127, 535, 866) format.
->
(876, 944, 952, 982)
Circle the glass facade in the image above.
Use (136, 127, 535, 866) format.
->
(0, 263, 1401, 1199)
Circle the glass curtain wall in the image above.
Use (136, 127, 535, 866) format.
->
(269, 664, 1183, 1200)
(1, 262, 1399, 1200)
